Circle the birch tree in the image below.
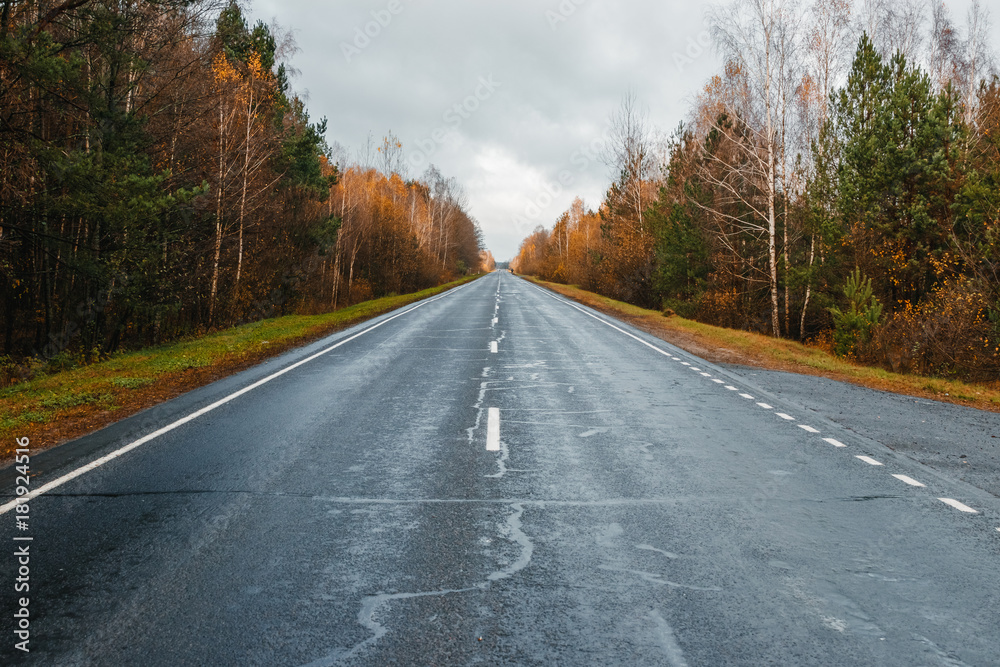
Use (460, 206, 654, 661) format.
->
(707, 0, 799, 336)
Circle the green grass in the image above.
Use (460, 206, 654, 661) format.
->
(528, 277, 1000, 412)
(0, 275, 482, 452)
(109, 377, 156, 389)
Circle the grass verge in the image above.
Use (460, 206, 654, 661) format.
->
(527, 277, 1000, 413)
(0, 275, 482, 460)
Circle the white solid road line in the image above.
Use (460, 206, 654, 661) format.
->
(487, 407, 501, 452)
(526, 284, 692, 366)
(823, 438, 847, 448)
(892, 474, 926, 487)
(938, 498, 979, 514)
(856, 455, 884, 466)
(798, 425, 820, 433)
(0, 280, 476, 516)
(490, 341, 498, 354)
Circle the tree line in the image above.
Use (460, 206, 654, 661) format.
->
(0, 0, 486, 373)
(513, 0, 999, 381)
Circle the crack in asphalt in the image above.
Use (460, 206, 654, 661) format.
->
(487, 503, 533, 581)
(302, 503, 536, 665)
(597, 565, 722, 592)
(484, 439, 510, 479)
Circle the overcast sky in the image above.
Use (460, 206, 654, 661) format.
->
(248, 0, 996, 261)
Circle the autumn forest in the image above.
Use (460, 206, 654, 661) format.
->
(0, 0, 490, 371)
(513, 0, 1000, 381)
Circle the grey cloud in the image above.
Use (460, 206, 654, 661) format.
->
(244, 2, 713, 258)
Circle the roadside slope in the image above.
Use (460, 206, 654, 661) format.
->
(525, 277, 1000, 413)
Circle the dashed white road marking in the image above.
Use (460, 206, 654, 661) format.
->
(0, 280, 477, 517)
(739, 393, 754, 400)
(490, 341, 498, 354)
(487, 408, 501, 452)
(524, 284, 980, 516)
(856, 455, 883, 466)
(938, 498, 978, 514)
(892, 474, 926, 487)
(492, 317, 498, 325)
(700, 372, 711, 377)
(689, 367, 700, 371)
(522, 282, 1000, 524)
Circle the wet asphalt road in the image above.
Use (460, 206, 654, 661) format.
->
(2, 272, 1000, 666)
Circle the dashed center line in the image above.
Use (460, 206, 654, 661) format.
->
(756, 403, 773, 409)
(823, 438, 847, 448)
(700, 372, 711, 377)
(856, 455, 883, 466)
(798, 425, 820, 433)
(490, 341, 498, 354)
(681, 362, 691, 366)
(486, 408, 500, 452)
(739, 393, 754, 400)
(724, 385, 738, 391)
(711, 379, 725, 384)
(938, 498, 978, 514)
(892, 474, 926, 487)
(775, 413, 795, 421)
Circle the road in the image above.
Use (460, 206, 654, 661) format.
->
(2, 272, 999, 665)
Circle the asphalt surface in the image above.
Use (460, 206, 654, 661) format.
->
(1, 272, 999, 666)
(723, 366, 1000, 499)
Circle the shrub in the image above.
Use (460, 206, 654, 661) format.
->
(828, 269, 883, 357)
(871, 279, 1000, 381)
